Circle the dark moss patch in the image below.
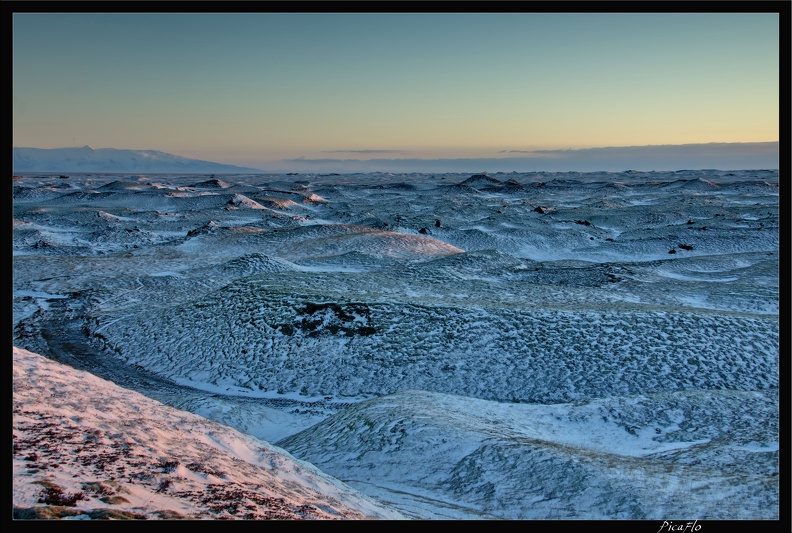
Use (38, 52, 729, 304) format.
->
(14, 506, 85, 519)
(86, 509, 147, 520)
(100, 496, 130, 505)
(35, 481, 85, 507)
(13, 505, 149, 520)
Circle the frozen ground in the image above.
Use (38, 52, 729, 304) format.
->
(12, 346, 403, 520)
(12, 169, 780, 519)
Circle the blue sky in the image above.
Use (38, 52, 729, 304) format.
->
(12, 12, 781, 171)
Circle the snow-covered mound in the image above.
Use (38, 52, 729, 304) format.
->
(190, 177, 234, 189)
(253, 195, 302, 210)
(272, 224, 465, 260)
(12, 347, 404, 520)
(278, 389, 778, 520)
(226, 193, 269, 210)
(13, 185, 80, 203)
(658, 177, 721, 191)
(91, 277, 778, 402)
(458, 173, 504, 189)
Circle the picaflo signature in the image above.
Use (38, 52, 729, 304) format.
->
(658, 520, 701, 533)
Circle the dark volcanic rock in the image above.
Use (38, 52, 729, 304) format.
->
(278, 302, 377, 338)
(190, 178, 232, 189)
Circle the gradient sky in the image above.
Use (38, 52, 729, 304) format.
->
(12, 12, 780, 170)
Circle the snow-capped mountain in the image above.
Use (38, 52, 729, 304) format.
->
(13, 146, 262, 174)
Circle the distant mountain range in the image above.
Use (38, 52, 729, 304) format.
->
(13, 146, 263, 174)
(13, 142, 779, 174)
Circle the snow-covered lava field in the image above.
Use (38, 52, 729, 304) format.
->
(12, 169, 780, 519)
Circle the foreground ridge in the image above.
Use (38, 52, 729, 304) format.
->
(12, 346, 404, 520)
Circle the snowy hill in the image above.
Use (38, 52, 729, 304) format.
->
(12, 346, 405, 520)
(14, 343, 777, 521)
(13, 146, 263, 174)
(278, 389, 778, 520)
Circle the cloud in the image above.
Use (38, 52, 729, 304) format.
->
(277, 142, 778, 173)
(321, 150, 409, 154)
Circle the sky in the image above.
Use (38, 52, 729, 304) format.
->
(12, 11, 781, 172)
